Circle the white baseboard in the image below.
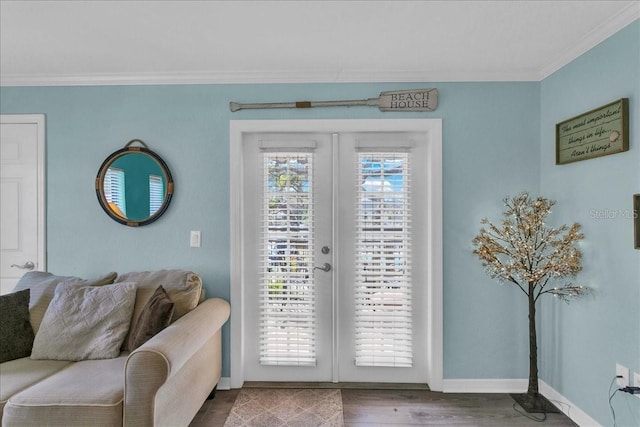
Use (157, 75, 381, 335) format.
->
(217, 377, 231, 390)
(539, 380, 601, 427)
(442, 378, 527, 393)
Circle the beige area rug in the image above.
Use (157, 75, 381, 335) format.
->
(223, 388, 344, 427)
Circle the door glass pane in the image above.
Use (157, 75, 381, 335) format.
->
(260, 152, 316, 366)
(355, 152, 412, 367)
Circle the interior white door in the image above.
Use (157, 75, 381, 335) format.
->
(0, 115, 46, 294)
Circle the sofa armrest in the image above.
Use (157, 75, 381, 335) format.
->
(123, 298, 230, 427)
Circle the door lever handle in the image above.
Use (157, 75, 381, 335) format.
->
(313, 263, 332, 272)
(11, 261, 35, 270)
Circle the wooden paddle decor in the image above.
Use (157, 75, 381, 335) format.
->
(229, 88, 438, 112)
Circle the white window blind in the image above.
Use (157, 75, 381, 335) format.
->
(104, 167, 126, 217)
(355, 152, 413, 367)
(149, 174, 163, 215)
(260, 152, 316, 366)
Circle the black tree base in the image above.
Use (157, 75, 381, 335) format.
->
(510, 392, 561, 414)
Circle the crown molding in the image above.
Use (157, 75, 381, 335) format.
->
(0, 69, 542, 87)
(539, 3, 640, 79)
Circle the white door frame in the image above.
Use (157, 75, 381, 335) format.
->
(229, 119, 443, 390)
(0, 114, 46, 291)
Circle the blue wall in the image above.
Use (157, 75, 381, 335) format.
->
(540, 21, 640, 426)
(0, 82, 539, 383)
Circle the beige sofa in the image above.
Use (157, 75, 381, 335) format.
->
(0, 270, 230, 427)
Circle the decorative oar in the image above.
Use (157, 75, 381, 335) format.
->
(229, 88, 437, 112)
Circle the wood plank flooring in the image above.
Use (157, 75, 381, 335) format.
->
(190, 388, 578, 426)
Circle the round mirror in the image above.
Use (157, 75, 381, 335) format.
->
(96, 139, 174, 226)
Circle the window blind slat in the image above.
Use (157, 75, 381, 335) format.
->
(355, 152, 412, 368)
(260, 152, 316, 367)
(149, 174, 163, 215)
(104, 167, 126, 216)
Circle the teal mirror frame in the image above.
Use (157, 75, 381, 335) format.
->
(95, 139, 174, 227)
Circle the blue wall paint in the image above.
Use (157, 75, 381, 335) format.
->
(540, 21, 640, 426)
(440, 83, 540, 378)
(0, 81, 539, 381)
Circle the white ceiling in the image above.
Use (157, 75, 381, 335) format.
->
(1, 1, 638, 86)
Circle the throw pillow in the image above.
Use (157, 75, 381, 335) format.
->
(0, 289, 35, 363)
(115, 270, 202, 350)
(30, 281, 137, 361)
(12, 271, 118, 334)
(115, 270, 202, 320)
(127, 285, 175, 351)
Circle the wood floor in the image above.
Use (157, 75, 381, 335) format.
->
(189, 388, 578, 426)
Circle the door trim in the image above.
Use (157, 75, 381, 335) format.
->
(229, 119, 442, 390)
(0, 114, 46, 279)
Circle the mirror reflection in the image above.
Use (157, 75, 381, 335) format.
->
(96, 140, 173, 226)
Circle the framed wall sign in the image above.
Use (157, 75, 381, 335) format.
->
(556, 98, 629, 165)
(635, 194, 640, 250)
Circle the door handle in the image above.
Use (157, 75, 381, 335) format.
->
(11, 261, 35, 270)
(314, 263, 332, 272)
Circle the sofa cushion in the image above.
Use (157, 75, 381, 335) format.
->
(127, 285, 175, 351)
(3, 354, 128, 427)
(115, 269, 202, 320)
(115, 270, 203, 350)
(0, 289, 35, 363)
(12, 271, 117, 334)
(0, 357, 72, 418)
(30, 282, 137, 361)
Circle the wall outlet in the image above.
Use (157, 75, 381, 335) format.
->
(616, 363, 629, 387)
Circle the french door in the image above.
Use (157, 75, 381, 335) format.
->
(231, 120, 442, 388)
(242, 132, 334, 382)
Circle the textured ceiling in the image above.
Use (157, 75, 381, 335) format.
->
(1, 1, 638, 85)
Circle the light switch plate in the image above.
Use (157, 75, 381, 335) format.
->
(190, 230, 201, 248)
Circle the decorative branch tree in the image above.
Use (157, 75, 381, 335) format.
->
(472, 193, 591, 413)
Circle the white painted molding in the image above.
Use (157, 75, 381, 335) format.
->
(539, 380, 601, 427)
(539, 3, 640, 79)
(217, 377, 231, 391)
(0, 69, 542, 87)
(229, 120, 244, 390)
(442, 379, 528, 394)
